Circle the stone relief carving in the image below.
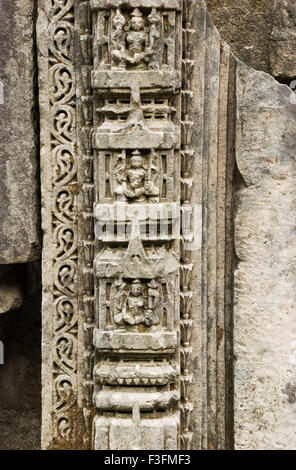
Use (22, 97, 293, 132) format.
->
(96, 5, 175, 71)
(180, 1, 195, 451)
(94, 91, 178, 150)
(97, 149, 174, 203)
(43, 0, 196, 450)
(111, 278, 162, 327)
(37, 0, 97, 449)
(110, 7, 162, 70)
(40, 0, 267, 452)
(114, 150, 159, 202)
(90, 0, 182, 450)
(49, 0, 80, 447)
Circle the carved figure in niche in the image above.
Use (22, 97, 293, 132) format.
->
(111, 8, 126, 67)
(124, 9, 147, 68)
(110, 8, 161, 70)
(114, 150, 159, 202)
(112, 278, 162, 327)
(146, 8, 161, 70)
(146, 279, 161, 326)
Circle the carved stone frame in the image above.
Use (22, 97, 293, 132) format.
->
(38, 0, 234, 450)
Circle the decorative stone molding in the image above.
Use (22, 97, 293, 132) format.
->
(39, 0, 235, 450)
(38, 0, 83, 449)
(89, 0, 182, 450)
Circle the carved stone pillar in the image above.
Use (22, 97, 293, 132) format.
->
(38, 0, 234, 450)
(87, 0, 182, 450)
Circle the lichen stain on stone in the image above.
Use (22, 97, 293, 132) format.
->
(138, 324, 151, 333)
(69, 182, 82, 194)
(217, 326, 224, 345)
(18, 59, 25, 78)
(282, 382, 296, 404)
(47, 406, 87, 450)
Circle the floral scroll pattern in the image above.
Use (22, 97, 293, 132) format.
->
(49, 0, 79, 445)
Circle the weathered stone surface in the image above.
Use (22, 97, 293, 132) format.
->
(0, 410, 40, 450)
(37, 0, 296, 451)
(270, 0, 296, 78)
(234, 64, 296, 449)
(0, 284, 22, 314)
(0, 0, 39, 264)
(206, 0, 276, 74)
(186, 2, 235, 450)
(206, 0, 296, 79)
(39, 0, 185, 450)
(0, 265, 23, 314)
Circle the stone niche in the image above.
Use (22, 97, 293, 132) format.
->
(37, 0, 296, 450)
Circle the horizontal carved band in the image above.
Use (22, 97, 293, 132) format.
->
(94, 362, 178, 385)
(91, 0, 182, 11)
(95, 390, 180, 411)
(94, 330, 178, 353)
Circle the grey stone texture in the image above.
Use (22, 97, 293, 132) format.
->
(0, 0, 39, 266)
(270, 0, 296, 79)
(0, 0, 41, 439)
(206, 0, 296, 79)
(234, 64, 296, 449)
(0, 286, 22, 314)
(0, 410, 40, 450)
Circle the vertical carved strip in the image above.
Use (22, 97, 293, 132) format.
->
(183, 1, 235, 450)
(50, 0, 78, 447)
(40, 0, 234, 450)
(180, 0, 196, 450)
(90, 0, 182, 450)
(39, 0, 84, 449)
(77, 0, 95, 449)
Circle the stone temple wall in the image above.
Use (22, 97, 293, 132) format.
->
(0, 0, 295, 450)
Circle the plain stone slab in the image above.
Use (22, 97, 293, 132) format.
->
(234, 62, 296, 450)
(0, 0, 39, 264)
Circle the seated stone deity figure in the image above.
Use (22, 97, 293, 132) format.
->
(113, 279, 162, 327)
(111, 8, 161, 70)
(124, 279, 145, 325)
(124, 9, 147, 68)
(114, 279, 145, 326)
(111, 8, 147, 69)
(115, 150, 159, 202)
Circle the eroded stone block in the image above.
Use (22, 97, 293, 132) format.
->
(0, 0, 39, 264)
(234, 62, 296, 450)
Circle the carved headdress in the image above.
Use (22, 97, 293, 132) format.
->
(131, 8, 143, 18)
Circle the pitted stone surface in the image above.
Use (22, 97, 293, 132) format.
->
(234, 63, 296, 450)
(0, 0, 39, 264)
(206, 0, 296, 79)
